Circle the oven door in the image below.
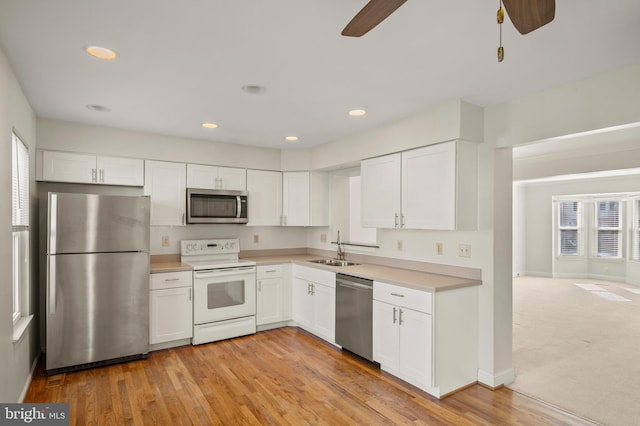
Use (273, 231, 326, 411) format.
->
(193, 267, 256, 324)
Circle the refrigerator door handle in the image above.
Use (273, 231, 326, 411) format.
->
(48, 257, 57, 314)
(48, 193, 58, 254)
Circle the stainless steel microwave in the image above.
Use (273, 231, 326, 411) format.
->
(186, 188, 248, 224)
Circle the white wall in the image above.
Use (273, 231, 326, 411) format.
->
(0, 47, 39, 402)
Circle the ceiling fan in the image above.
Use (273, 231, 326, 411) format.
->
(341, 0, 556, 38)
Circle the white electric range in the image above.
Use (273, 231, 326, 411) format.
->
(180, 238, 257, 345)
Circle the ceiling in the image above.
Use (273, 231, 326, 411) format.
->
(1, 1, 640, 150)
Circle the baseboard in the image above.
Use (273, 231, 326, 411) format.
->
(477, 368, 515, 389)
(19, 353, 41, 403)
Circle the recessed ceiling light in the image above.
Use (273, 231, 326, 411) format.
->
(242, 84, 267, 95)
(84, 45, 118, 60)
(285, 136, 299, 142)
(201, 122, 218, 129)
(348, 109, 367, 117)
(86, 104, 111, 112)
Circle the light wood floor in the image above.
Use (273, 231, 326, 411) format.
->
(26, 327, 593, 425)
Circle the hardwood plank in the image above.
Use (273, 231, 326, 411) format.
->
(25, 327, 595, 425)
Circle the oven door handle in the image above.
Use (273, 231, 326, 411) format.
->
(194, 267, 256, 279)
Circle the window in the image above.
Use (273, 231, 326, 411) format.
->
(632, 199, 640, 261)
(348, 175, 376, 245)
(12, 132, 29, 325)
(558, 201, 581, 255)
(596, 200, 621, 258)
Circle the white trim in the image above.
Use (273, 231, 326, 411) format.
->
(18, 354, 40, 403)
(477, 368, 515, 388)
(12, 314, 34, 343)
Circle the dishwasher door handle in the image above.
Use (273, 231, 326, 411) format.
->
(336, 280, 372, 291)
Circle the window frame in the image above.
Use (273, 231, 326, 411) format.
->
(12, 131, 30, 326)
(631, 197, 640, 261)
(594, 200, 622, 259)
(556, 200, 583, 257)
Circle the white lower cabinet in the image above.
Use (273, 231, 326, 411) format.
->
(256, 264, 291, 327)
(149, 271, 193, 345)
(373, 283, 433, 390)
(291, 265, 336, 343)
(373, 280, 478, 398)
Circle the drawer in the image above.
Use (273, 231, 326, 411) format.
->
(150, 270, 192, 290)
(373, 281, 432, 314)
(257, 264, 284, 279)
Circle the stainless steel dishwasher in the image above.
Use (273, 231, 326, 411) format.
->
(335, 273, 373, 362)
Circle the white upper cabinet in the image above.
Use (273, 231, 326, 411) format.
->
(361, 153, 401, 228)
(246, 169, 283, 226)
(361, 141, 477, 230)
(40, 151, 144, 186)
(282, 171, 330, 227)
(186, 164, 246, 191)
(144, 160, 186, 226)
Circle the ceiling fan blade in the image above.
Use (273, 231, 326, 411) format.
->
(341, 0, 408, 37)
(502, 0, 555, 34)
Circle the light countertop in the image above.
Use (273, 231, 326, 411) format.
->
(243, 254, 481, 293)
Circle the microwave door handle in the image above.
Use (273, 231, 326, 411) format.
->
(237, 196, 242, 218)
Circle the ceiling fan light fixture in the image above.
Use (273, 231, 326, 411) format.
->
(84, 45, 118, 60)
(348, 109, 367, 117)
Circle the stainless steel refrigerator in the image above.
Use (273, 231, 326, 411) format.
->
(46, 192, 150, 374)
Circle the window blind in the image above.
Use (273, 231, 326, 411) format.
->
(596, 201, 620, 257)
(12, 133, 29, 228)
(558, 201, 580, 255)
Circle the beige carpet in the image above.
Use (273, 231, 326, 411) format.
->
(510, 276, 640, 426)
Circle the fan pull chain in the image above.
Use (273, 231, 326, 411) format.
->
(497, 0, 505, 62)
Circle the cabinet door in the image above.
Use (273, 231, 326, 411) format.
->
(218, 166, 247, 191)
(312, 282, 335, 342)
(402, 142, 456, 230)
(282, 172, 310, 226)
(361, 153, 401, 228)
(309, 172, 330, 226)
(97, 156, 144, 186)
(149, 287, 193, 344)
(399, 308, 433, 388)
(186, 164, 217, 189)
(247, 169, 283, 226)
(291, 278, 313, 329)
(144, 160, 186, 226)
(42, 151, 96, 183)
(257, 277, 283, 325)
(373, 300, 400, 370)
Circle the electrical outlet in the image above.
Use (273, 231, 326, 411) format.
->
(397, 240, 403, 251)
(458, 244, 471, 258)
(253, 234, 260, 244)
(436, 242, 443, 255)
(161, 236, 170, 247)
(320, 234, 327, 243)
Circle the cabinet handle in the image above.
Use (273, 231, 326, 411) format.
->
(307, 283, 311, 295)
(399, 308, 404, 325)
(395, 213, 399, 228)
(393, 307, 397, 324)
(310, 283, 315, 295)
(258, 280, 262, 292)
(391, 293, 405, 298)
(182, 213, 185, 225)
(100, 168, 105, 183)
(164, 278, 180, 282)
(401, 214, 405, 228)
(266, 269, 277, 273)
(92, 168, 97, 183)
(189, 288, 192, 301)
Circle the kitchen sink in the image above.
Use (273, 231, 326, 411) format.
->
(308, 259, 359, 267)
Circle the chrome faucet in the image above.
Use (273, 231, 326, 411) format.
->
(336, 230, 345, 260)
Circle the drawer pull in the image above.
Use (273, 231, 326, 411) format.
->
(164, 278, 180, 282)
(266, 269, 277, 273)
(391, 293, 405, 298)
